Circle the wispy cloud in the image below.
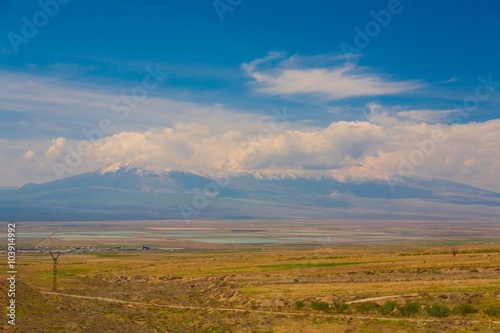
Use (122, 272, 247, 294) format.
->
(0, 70, 275, 140)
(443, 76, 459, 84)
(243, 52, 423, 101)
(366, 102, 455, 125)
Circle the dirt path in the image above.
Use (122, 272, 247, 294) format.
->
(347, 293, 419, 304)
(34, 232, 55, 248)
(40, 291, 500, 324)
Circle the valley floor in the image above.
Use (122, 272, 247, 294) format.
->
(1, 220, 499, 332)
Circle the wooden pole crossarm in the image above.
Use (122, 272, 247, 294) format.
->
(49, 251, 60, 260)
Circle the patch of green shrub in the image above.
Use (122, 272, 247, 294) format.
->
(425, 304, 450, 317)
(355, 301, 378, 313)
(311, 301, 330, 312)
(397, 302, 421, 316)
(379, 301, 398, 315)
(294, 300, 305, 310)
(332, 301, 348, 313)
(484, 305, 500, 318)
(452, 304, 477, 316)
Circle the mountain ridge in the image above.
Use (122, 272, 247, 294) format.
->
(1, 162, 499, 221)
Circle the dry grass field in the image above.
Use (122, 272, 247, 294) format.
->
(1, 220, 500, 332)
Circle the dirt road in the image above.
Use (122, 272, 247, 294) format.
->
(41, 291, 500, 325)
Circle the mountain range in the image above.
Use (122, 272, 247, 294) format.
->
(1, 162, 499, 221)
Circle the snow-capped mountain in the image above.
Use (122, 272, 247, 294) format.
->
(1, 162, 499, 221)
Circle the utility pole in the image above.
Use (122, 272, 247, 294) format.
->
(49, 252, 60, 291)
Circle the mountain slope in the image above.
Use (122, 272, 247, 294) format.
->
(1, 163, 499, 221)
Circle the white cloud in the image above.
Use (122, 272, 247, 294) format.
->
(232, 121, 389, 171)
(45, 137, 66, 160)
(22, 150, 36, 161)
(327, 120, 500, 192)
(243, 53, 423, 101)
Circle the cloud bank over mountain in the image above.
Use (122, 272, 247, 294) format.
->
(2, 73, 499, 193)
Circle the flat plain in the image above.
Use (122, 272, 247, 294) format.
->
(1, 220, 499, 332)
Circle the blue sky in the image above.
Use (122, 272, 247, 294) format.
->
(0, 0, 499, 190)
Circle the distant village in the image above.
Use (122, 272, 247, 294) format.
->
(1, 245, 186, 255)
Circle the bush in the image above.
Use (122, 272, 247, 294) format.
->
(311, 301, 330, 312)
(398, 302, 421, 316)
(355, 301, 378, 313)
(425, 304, 450, 317)
(452, 304, 478, 316)
(294, 300, 305, 310)
(379, 301, 398, 315)
(484, 305, 500, 318)
(332, 301, 348, 313)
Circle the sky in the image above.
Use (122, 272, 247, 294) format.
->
(0, 0, 499, 191)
